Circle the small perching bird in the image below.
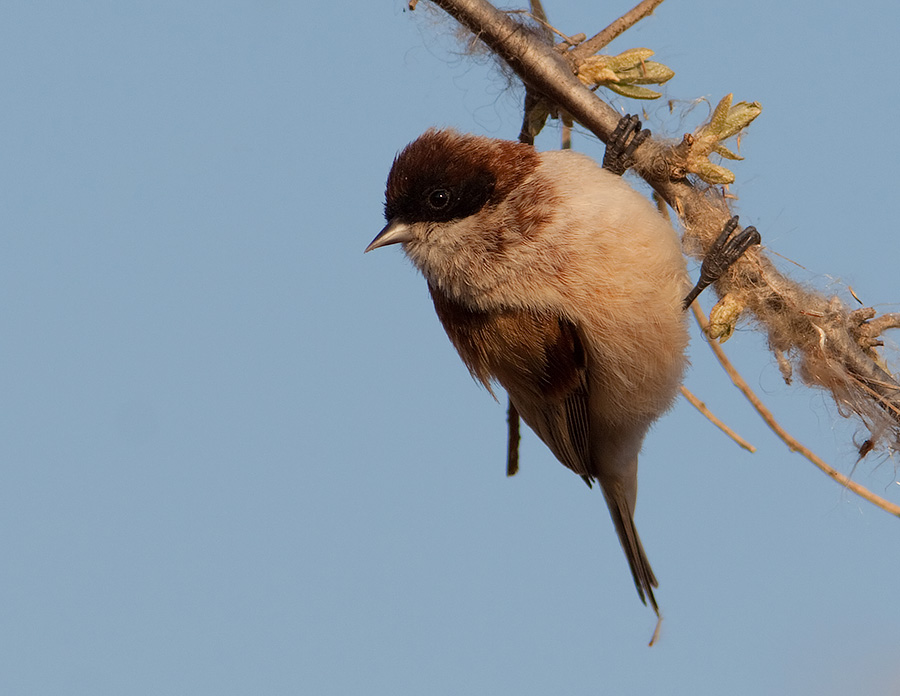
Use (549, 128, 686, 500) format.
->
(366, 118, 757, 614)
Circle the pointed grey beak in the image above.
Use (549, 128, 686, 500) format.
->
(365, 219, 414, 253)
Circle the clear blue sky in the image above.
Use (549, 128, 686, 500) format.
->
(2, 2, 899, 694)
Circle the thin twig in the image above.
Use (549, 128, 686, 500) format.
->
(691, 303, 900, 518)
(427, 0, 900, 480)
(866, 313, 900, 338)
(429, 0, 629, 143)
(526, 0, 553, 43)
(570, 0, 667, 61)
(680, 384, 756, 453)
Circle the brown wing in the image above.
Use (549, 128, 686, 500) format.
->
(429, 285, 590, 477)
(515, 316, 592, 480)
(429, 285, 658, 612)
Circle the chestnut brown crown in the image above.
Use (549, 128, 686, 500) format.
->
(384, 129, 538, 226)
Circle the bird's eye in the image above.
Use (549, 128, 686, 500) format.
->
(427, 188, 451, 210)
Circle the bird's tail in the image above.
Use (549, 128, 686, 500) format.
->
(602, 486, 659, 615)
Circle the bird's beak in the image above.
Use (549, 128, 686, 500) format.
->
(365, 219, 414, 253)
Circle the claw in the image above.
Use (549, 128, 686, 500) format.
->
(683, 216, 760, 309)
(603, 114, 650, 175)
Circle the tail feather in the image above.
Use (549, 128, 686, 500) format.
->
(602, 487, 659, 615)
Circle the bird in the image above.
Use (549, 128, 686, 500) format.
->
(365, 120, 750, 614)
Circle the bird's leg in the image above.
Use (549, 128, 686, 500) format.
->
(602, 114, 650, 176)
(683, 216, 761, 309)
(602, 119, 761, 309)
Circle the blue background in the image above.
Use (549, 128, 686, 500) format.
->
(1, 2, 898, 693)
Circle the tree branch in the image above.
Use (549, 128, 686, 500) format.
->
(425, 0, 900, 454)
(680, 385, 756, 453)
(691, 304, 900, 518)
(569, 0, 666, 61)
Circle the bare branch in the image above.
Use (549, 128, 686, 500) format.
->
(425, 0, 900, 453)
(570, 0, 667, 61)
(680, 385, 756, 453)
(856, 311, 900, 342)
(691, 304, 900, 518)
(869, 312, 900, 336)
(429, 0, 624, 140)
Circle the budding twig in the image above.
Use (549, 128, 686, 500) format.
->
(425, 0, 900, 474)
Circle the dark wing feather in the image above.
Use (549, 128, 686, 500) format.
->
(505, 317, 592, 479)
(538, 318, 593, 485)
(502, 315, 660, 613)
(428, 288, 658, 612)
(429, 286, 591, 477)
